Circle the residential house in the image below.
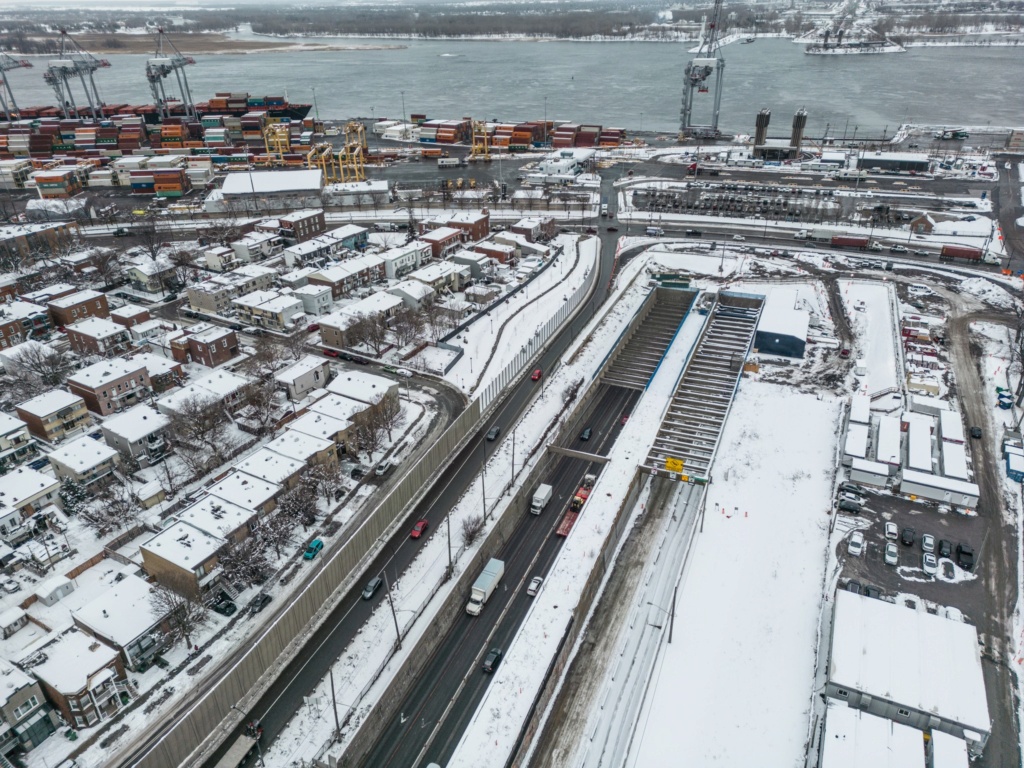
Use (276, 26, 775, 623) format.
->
(510, 216, 556, 242)
(109, 304, 151, 328)
(18, 283, 77, 306)
(0, 301, 51, 350)
(100, 405, 170, 468)
(230, 231, 282, 264)
(291, 284, 333, 317)
(0, 466, 59, 542)
(323, 224, 368, 250)
(307, 254, 386, 300)
(125, 255, 175, 294)
(184, 326, 240, 368)
(186, 263, 278, 315)
(453, 249, 495, 278)
(408, 261, 471, 293)
(421, 210, 490, 242)
(0, 221, 78, 268)
(277, 209, 327, 243)
(0, 274, 16, 304)
(71, 574, 171, 672)
(308, 393, 373, 427)
(0, 658, 58, 755)
(325, 369, 399, 406)
(419, 226, 463, 259)
(279, 266, 318, 290)
(474, 240, 516, 264)
(155, 370, 249, 416)
(288, 410, 357, 455)
(380, 241, 430, 280)
(47, 289, 109, 328)
(282, 238, 336, 269)
(65, 317, 132, 357)
(274, 355, 332, 401)
(387, 280, 435, 310)
(124, 352, 185, 393)
(18, 628, 130, 729)
(15, 390, 91, 443)
(177, 495, 257, 545)
(140, 520, 225, 599)
(206, 470, 281, 517)
(233, 450, 306, 490)
(67, 360, 152, 416)
(231, 290, 304, 332)
(266, 429, 337, 468)
(0, 412, 37, 475)
(47, 437, 119, 487)
(318, 293, 404, 350)
(203, 246, 238, 273)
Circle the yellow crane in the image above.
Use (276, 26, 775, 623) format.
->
(470, 120, 491, 162)
(264, 123, 291, 158)
(306, 143, 339, 183)
(338, 121, 367, 182)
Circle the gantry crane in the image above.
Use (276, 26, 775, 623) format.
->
(0, 53, 31, 119)
(680, 0, 726, 140)
(469, 120, 492, 161)
(43, 30, 110, 120)
(264, 123, 292, 157)
(146, 29, 197, 120)
(338, 121, 367, 182)
(307, 143, 340, 183)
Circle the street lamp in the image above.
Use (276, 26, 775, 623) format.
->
(400, 91, 407, 139)
(311, 86, 320, 121)
(646, 588, 678, 643)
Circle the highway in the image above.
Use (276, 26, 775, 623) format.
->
(199, 231, 620, 767)
(361, 384, 639, 768)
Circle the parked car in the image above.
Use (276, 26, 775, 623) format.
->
(837, 499, 863, 513)
(956, 543, 975, 570)
(847, 531, 865, 557)
(323, 349, 339, 357)
(839, 482, 866, 497)
(307, 323, 320, 333)
(482, 647, 503, 673)
(1, 579, 20, 594)
(212, 597, 237, 617)
(410, 520, 429, 539)
(885, 521, 899, 540)
(351, 466, 367, 480)
(938, 538, 953, 558)
(884, 542, 899, 566)
(837, 491, 864, 506)
(362, 576, 383, 600)
(249, 592, 272, 614)
(531, 369, 543, 381)
(486, 426, 501, 441)
(900, 527, 916, 547)
(28, 457, 50, 470)
(374, 461, 393, 478)
(112, 227, 130, 237)
(923, 552, 938, 575)
(921, 533, 935, 553)
(845, 580, 862, 594)
(606, 226, 619, 232)
(862, 585, 882, 599)
(303, 539, 324, 560)
(579, 427, 593, 441)
(969, 426, 982, 439)
(527, 576, 544, 596)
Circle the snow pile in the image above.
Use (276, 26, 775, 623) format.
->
(958, 277, 1015, 310)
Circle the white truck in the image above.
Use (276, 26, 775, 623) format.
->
(531, 484, 553, 515)
(438, 157, 462, 168)
(645, 226, 665, 236)
(466, 558, 504, 616)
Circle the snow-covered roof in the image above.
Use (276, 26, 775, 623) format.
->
(938, 409, 965, 444)
(207, 470, 280, 511)
(875, 416, 901, 465)
(232, 289, 278, 308)
(0, 301, 49, 323)
(844, 423, 868, 459)
(909, 394, 949, 413)
(820, 700, 925, 768)
(72, 574, 165, 647)
(757, 287, 809, 340)
(141, 520, 224, 570)
(47, 289, 104, 310)
(280, 208, 324, 223)
(23, 628, 119, 693)
(230, 263, 278, 280)
(266, 429, 333, 463)
(257, 294, 303, 314)
(20, 283, 77, 303)
(66, 317, 126, 340)
(177, 494, 255, 538)
(109, 304, 149, 321)
(941, 442, 969, 481)
(234, 448, 305, 485)
(287, 410, 352, 442)
(126, 352, 180, 379)
(829, 590, 990, 734)
(221, 169, 323, 196)
(0, 657, 34, 704)
(419, 226, 462, 243)
(292, 283, 332, 297)
(16, 389, 83, 416)
(274, 355, 328, 385)
(388, 280, 434, 301)
(101, 404, 168, 443)
(68, 358, 146, 389)
(340, 292, 403, 318)
(907, 417, 933, 473)
(900, 468, 980, 498)
(849, 395, 870, 425)
(325, 369, 394, 405)
(190, 370, 249, 399)
(325, 224, 367, 240)
(409, 261, 465, 283)
(0, 467, 59, 512)
(188, 325, 236, 345)
(308, 393, 369, 422)
(929, 729, 970, 768)
(49, 435, 117, 472)
(0, 411, 27, 438)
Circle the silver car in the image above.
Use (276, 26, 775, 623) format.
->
(884, 542, 899, 566)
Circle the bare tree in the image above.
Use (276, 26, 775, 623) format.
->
(79, 480, 141, 536)
(279, 330, 310, 361)
(150, 581, 208, 647)
(371, 395, 406, 442)
(157, 457, 191, 497)
(460, 514, 485, 548)
(5, 343, 74, 390)
(391, 306, 424, 348)
(300, 463, 343, 506)
(166, 396, 235, 474)
(356, 416, 386, 460)
(277, 484, 318, 531)
(237, 380, 280, 436)
(359, 311, 391, 357)
(167, 247, 199, 288)
(133, 214, 165, 261)
(421, 296, 451, 343)
(238, 335, 288, 381)
(218, 538, 270, 587)
(90, 247, 123, 289)
(253, 512, 294, 559)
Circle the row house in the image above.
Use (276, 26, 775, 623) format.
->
(15, 390, 91, 443)
(204, 245, 239, 273)
(18, 283, 76, 306)
(421, 210, 490, 242)
(65, 317, 132, 357)
(324, 224, 369, 250)
(231, 290, 304, 332)
(319, 293, 404, 350)
(274, 209, 327, 244)
(0, 412, 36, 475)
(408, 261, 471, 293)
(282, 236, 338, 269)
(230, 231, 282, 264)
(47, 289, 109, 327)
(274, 355, 332, 401)
(291, 284, 333, 317)
(48, 436, 120, 487)
(155, 370, 249, 416)
(0, 301, 51, 350)
(307, 253, 386, 300)
(0, 221, 78, 267)
(109, 304, 151, 328)
(510, 216, 557, 242)
(0, 274, 17, 303)
(0, 658, 58, 756)
(186, 264, 277, 315)
(179, 326, 240, 368)
(140, 520, 225, 600)
(67, 359, 152, 416)
(125, 255, 175, 294)
(124, 352, 185, 393)
(100, 405, 170, 468)
(0, 466, 60, 539)
(419, 226, 463, 259)
(381, 241, 430, 280)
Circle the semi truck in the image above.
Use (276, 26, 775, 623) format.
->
(531, 484, 553, 515)
(438, 157, 463, 168)
(466, 558, 505, 616)
(830, 235, 870, 250)
(939, 244, 983, 261)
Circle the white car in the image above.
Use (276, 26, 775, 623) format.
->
(0, 579, 19, 594)
(885, 522, 899, 540)
(527, 576, 543, 597)
(732, 234, 745, 241)
(922, 552, 938, 575)
(921, 533, 935, 553)
(847, 531, 865, 557)
(885, 542, 899, 566)
(395, 368, 413, 379)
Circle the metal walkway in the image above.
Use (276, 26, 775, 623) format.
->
(643, 292, 764, 482)
(602, 288, 697, 391)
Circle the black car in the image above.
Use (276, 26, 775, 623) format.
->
(684, 229, 703, 237)
(845, 580, 862, 594)
(861, 585, 882, 599)
(969, 426, 982, 439)
(579, 427, 593, 441)
(229, 323, 244, 332)
(212, 594, 237, 617)
(482, 647, 503, 673)
(112, 227, 130, 237)
(956, 543, 975, 571)
(938, 539, 953, 558)
(351, 466, 367, 480)
(486, 426, 501, 441)
(248, 592, 272, 614)
(900, 527, 916, 547)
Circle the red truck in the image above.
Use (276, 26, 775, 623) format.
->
(939, 244, 983, 261)
(830, 235, 870, 250)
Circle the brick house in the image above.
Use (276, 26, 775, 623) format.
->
(307, 254, 386, 300)
(67, 360, 152, 416)
(421, 210, 490, 242)
(419, 226, 463, 259)
(46, 289, 109, 328)
(140, 520, 225, 599)
(65, 318, 132, 357)
(0, 658, 58, 756)
(100, 405, 170, 468)
(0, 301, 51, 350)
(277, 209, 327, 244)
(109, 304, 151, 328)
(185, 326, 240, 368)
(47, 436, 119, 487)
(15, 390, 91, 443)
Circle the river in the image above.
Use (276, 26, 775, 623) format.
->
(5, 36, 1021, 136)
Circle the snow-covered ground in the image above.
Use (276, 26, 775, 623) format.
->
(839, 280, 901, 397)
(625, 382, 840, 766)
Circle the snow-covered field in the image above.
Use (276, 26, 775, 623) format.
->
(839, 280, 901, 397)
(625, 382, 841, 766)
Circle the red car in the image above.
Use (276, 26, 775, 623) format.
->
(410, 520, 429, 539)
(839, 348, 851, 359)
(621, 413, 630, 425)
(323, 349, 339, 358)
(307, 323, 320, 333)
(531, 369, 543, 381)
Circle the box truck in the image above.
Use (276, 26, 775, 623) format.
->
(531, 484, 553, 514)
(466, 558, 505, 616)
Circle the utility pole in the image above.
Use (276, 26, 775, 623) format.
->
(446, 513, 453, 579)
(383, 571, 402, 650)
(511, 428, 516, 484)
(669, 584, 677, 643)
(329, 670, 341, 741)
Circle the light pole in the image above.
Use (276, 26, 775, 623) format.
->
(230, 705, 266, 767)
(543, 96, 547, 146)
(382, 571, 402, 650)
(646, 586, 678, 643)
(311, 86, 320, 121)
(400, 91, 407, 139)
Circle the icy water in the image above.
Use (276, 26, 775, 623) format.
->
(5, 37, 1021, 135)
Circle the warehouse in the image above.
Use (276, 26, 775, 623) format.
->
(855, 151, 930, 174)
(826, 590, 989, 758)
(817, 701, 925, 768)
(207, 169, 324, 212)
(753, 288, 808, 358)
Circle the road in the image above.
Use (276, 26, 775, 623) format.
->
(193, 232, 619, 767)
(360, 385, 639, 768)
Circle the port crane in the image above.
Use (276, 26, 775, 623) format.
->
(0, 53, 31, 119)
(679, 0, 726, 140)
(146, 29, 198, 121)
(43, 30, 110, 120)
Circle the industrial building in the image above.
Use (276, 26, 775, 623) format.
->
(855, 151, 931, 174)
(752, 108, 808, 162)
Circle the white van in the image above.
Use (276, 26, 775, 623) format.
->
(645, 226, 664, 236)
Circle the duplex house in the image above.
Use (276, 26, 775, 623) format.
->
(15, 390, 91, 443)
(0, 412, 37, 475)
(140, 520, 225, 599)
(47, 436, 119, 487)
(0, 658, 58, 756)
(46, 289, 109, 327)
(67, 360, 152, 416)
(274, 355, 332, 401)
(0, 301, 51, 349)
(65, 317, 132, 357)
(100, 405, 170, 468)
